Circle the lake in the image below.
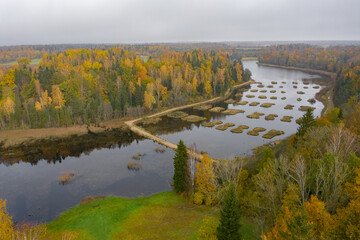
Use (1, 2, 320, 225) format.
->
(0, 61, 327, 223)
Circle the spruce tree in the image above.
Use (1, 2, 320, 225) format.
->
(217, 183, 241, 240)
(296, 108, 316, 137)
(173, 140, 188, 193)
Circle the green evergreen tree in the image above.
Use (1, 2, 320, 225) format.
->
(173, 140, 188, 193)
(296, 109, 316, 137)
(217, 183, 241, 240)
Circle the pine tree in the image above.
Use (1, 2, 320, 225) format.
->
(217, 183, 241, 240)
(173, 140, 188, 193)
(296, 109, 316, 137)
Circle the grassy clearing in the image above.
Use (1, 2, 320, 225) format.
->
(247, 127, 266, 136)
(216, 123, 235, 131)
(193, 104, 212, 111)
(45, 192, 220, 240)
(258, 95, 267, 99)
(260, 103, 274, 108)
(181, 115, 206, 122)
(299, 106, 315, 111)
(265, 114, 278, 120)
(224, 99, 237, 104)
(209, 107, 225, 113)
(236, 101, 248, 105)
(284, 104, 294, 110)
(140, 117, 162, 126)
(222, 109, 245, 115)
(202, 120, 223, 127)
(262, 130, 285, 139)
(230, 125, 249, 133)
(247, 112, 264, 119)
(280, 116, 293, 122)
(0, 58, 41, 66)
(249, 102, 260, 106)
(167, 111, 189, 119)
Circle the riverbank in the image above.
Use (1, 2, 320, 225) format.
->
(257, 62, 335, 116)
(44, 191, 258, 240)
(0, 81, 253, 149)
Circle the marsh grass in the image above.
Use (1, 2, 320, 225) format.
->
(293, 85, 298, 88)
(271, 81, 277, 84)
(258, 95, 267, 99)
(267, 85, 274, 88)
(284, 104, 294, 110)
(260, 103, 275, 108)
(297, 98, 302, 101)
(202, 120, 223, 127)
(224, 99, 237, 104)
(209, 107, 225, 112)
(181, 115, 207, 122)
(167, 111, 189, 118)
(307, 98, 316, 104)
(236, 101, 248, 105)
(257, 84, 264, 88)
(247, 127, 266, 136)
(280, 116, 293, 122)
(140, 117, 162, 126)
(279, 86, 284, 88)
(262, 130, 285, 139)
(154, 146, 166, 153)
(265, 114, 278, 120)
(281, 97, 286, 100)
(58, 171, 75, 185)
(222, 109, 245, 115)
(299, 106, 315, 111)
(247, 112, 265, 119)
(260, 90, 267, 93)
(304, 86, 309, 89)
(281, 91, 286, 93)
(249, 102, 260, 106)
(270, 96, 277, 100)
(216, 123, 235, 131)
(246, 94, 255, 98)
(193, 104, 212, 111)
(250, 89, 258, 92)
(127, 161, 141, 171)
(270, 90, 276, 93)
(230, 125, 249, 133)
(313, 86, 320, 89)
(297, 91, 305, 94)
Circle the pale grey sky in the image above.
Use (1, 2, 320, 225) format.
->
(0, 0, 359, 46)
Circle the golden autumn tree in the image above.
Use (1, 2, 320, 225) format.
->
(2, 97, 15, 117)
(234, 62, 243, 82)
(40, 90, 52, 108)
(143, 91, 155, 111)
(17, 57, 31, 69)
(194, 154, 217, 206)
(0, 198, 13, 240)
(51, 85, 65, 109)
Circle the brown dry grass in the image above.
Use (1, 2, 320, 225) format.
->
(222, 109, 245, 115)
(202, 120, 223, 127)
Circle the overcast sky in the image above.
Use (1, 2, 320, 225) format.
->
(0, 0, 359, 46)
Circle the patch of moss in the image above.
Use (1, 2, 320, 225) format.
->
(265, 114, 278, 120)
(280, 116, 293, 122)
(182, 115, 207, 122)
(209, 107, 225, 112)
(260, 103, 275, 108)
(222, 109, 245, 115)
(262, 130, 285, 139)
(202, 120, 223, 127)
(216, 123, 235, 131)
(249, 102, 260, 106)
(299, 106, 315, 111)
(230, 125, 249, 133)
(167, 111, 189, 119)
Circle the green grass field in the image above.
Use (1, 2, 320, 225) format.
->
(45, 191, 259, 240)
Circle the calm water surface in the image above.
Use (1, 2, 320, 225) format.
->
(0, 61, 326, 223)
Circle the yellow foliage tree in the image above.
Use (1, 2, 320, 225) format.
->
(0, 199, 13, 240)
(1, 69, 15, 88)
(51, 86, 65, 109)
(143, 91, 155, 111)
(40, 90, 52, 108)
(195, 154, 217, 206)
(2, 97, 15, 117)
(35, 101, 42, 112)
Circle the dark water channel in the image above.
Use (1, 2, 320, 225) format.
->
(0, 61, 327, 223)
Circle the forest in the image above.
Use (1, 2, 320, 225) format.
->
(0, 47, 251, 129)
